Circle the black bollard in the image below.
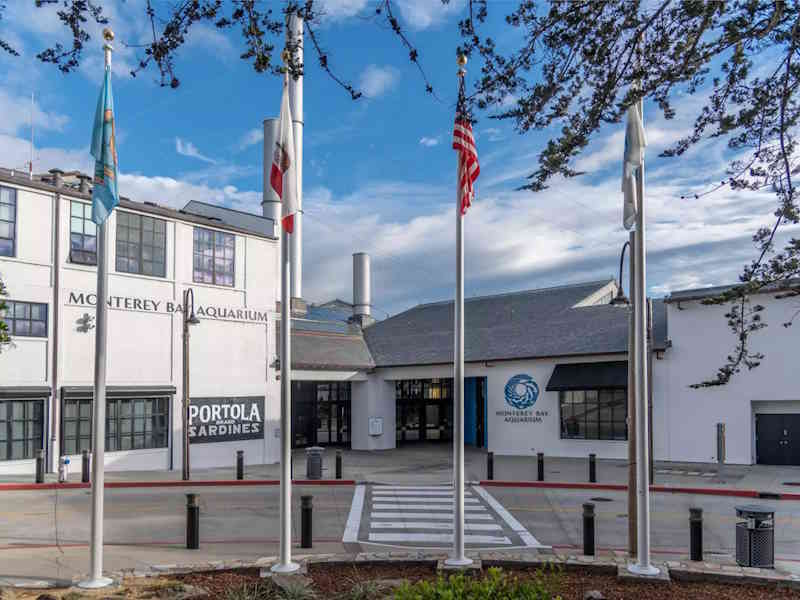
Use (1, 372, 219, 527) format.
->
(186, 493, 200, 549)
(82, 449, 91, 483)
(236, 450, 244, 480)
(301, 495, 313, 548)
(537, 452, 544, 482)
(589, 453, 596, 483)
(335, 450, 342, 480)
(583, 502, 595, 556)
(690, 507, 703, 561)
(35, 449, 45, 484)
(487, 451, 494, 481)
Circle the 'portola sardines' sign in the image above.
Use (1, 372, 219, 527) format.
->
(189, 397, 264, 444)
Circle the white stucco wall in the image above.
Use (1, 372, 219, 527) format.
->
(0, 180, 282, 474)
(655, 293, 800, 465)
(366, 354, 630, 458)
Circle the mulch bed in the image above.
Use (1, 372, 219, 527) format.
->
(175, 563, 800, 599)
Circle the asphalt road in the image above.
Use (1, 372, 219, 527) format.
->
(1, 483, 799, 579)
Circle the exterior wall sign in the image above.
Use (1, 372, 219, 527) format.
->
(497, 374, 548, 424)
(188, 396, 265, 444)
(67, 292, 269, 323)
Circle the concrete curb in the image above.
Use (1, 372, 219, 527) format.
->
(480, 480, 800, 500)
(0, 479, 356, 491)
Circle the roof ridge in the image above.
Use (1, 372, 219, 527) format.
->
(184, 199, 271, 221)
(413, 279, 615, 310)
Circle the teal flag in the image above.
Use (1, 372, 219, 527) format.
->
(90, 66, 119, 225)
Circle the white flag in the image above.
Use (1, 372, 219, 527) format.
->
(622, 103, 646, 230)
(270, 79, 298, 233)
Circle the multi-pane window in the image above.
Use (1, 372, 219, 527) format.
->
(0, 399, 44, 461)
(559, 389, 628, 441)
(193, 228, 235, 286)
(116, 212, 167, 277)
(70, 201, 97, 265)
(61, 396, 169, 455)
(1, 301, 47, 337)
(0, 185, 16, 257)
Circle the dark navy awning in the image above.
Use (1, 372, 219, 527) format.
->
(546, 361, 628, 391)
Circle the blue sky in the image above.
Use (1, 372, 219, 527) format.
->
(0, 1, 791, 316)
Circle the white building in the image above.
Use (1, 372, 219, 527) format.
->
(1, 166, 797, 475)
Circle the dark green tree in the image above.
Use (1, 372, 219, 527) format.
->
(3, 0, 796, 385)
(0, 274, 10, 351)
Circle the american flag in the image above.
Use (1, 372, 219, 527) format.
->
(452, 115, 479, 215)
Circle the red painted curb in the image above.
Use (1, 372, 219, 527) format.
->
(0, 479, 356, 492)
(480, 480, 790, 500)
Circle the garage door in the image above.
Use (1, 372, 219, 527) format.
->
(756, 414, 800, 466)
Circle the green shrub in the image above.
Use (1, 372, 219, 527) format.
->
(394, 567, 561, 600)
(224, 581, 279, 600)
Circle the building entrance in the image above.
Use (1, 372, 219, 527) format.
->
(756, 413, 800, 466)
(396, 379, 453, 443)
(292, 381, 351, 448)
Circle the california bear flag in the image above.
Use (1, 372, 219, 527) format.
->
(270, 78, 298, 233)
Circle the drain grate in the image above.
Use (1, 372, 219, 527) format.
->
(590, 497, 614, 502)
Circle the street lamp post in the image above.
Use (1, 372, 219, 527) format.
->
(614, 234, 637, 558)
(182, 288, 200, 481)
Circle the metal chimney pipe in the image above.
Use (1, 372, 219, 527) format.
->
(48, 168, 64, 188)
(262, 118, 280, 236)
(353, 253, 371, 319)
(78, 174, 91, 194)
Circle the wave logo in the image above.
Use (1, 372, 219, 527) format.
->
(504, 374, 539, 410)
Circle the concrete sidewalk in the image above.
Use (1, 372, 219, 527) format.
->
(5, 445, 800, 493)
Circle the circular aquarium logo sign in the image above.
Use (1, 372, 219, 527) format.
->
(504, 374, 539, 410)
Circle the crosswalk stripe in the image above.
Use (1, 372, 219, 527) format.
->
(370, 521, 502, 531)
(370, 496, 479, 504)
(368, 533, 512, 545)
(374, 486, 462, 491)
(372, 490, 472, 497)
(370, 512, 494, 520)
(343, 485, 365, 544)
(373, 503, 486, 511)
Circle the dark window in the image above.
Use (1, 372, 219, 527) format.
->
(69, 201, 97, 265)
(115, 212, 167, 277)
(193, 227, 235, 286)
(291, 381, 351, 448)
(559, 389, 627, 441)
(395, 379, 453, 443)
(0, 399, 44, 461)
(1, 301, 47, 337)
(61, 396, 169, 455)
(0, 185, 16, 257)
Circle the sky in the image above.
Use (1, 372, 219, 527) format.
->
(0, 0, 792, 317)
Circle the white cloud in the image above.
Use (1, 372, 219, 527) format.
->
(481, 128, 504, 143)
(0, 90, 69, 136)
(315, 0, 370, 20)
(419, 136, 440, 147)
(359, 65, 400, 98)
(237, 128, 264, 151)
(175, 138, 217, 164)
(393, 0, 464, 31)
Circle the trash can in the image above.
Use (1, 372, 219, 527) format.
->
(735, 505, 774, 568)
(305, 446, 324, 480)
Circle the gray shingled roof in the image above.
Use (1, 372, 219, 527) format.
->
(666, 278, 800, 303)
(292, 329, 375, 370)
(183, 200, 276, 239)
(364, 280, 667, 367)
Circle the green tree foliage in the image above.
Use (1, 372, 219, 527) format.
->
(0, 274, 9, 351)
(2, 1, 797, 385)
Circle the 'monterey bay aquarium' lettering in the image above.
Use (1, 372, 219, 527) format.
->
(67, 292, 269, 323)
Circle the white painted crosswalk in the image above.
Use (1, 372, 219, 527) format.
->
(343, 484, 548, 550)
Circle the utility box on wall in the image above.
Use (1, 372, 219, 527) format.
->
(369, 417, 383, 436)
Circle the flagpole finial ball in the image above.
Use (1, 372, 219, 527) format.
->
(102, 28, 114, 42)
(457, 54, 467, 67)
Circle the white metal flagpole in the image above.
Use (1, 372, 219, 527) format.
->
(446, 55, 471, 568)
(78, 28, 115, 590)
(628, 93, 659, 577)
(272, 51, 300, 576)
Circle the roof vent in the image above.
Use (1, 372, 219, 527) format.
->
(143, 201, 158, 207)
